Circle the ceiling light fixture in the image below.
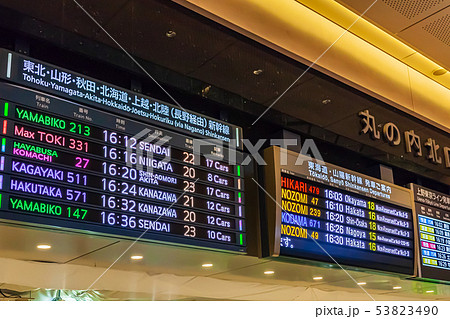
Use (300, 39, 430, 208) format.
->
(432, 68, 447, 76)
(202, 263, 213, 268)
(393, 286, 402, 290)
(130, 255, 143, 260)
(426, 290, 434, 293)
(166, 30, 176, 38)
(264, 270, 275, 275)
(313, 276, 323, 280)
(37, 244, 51, 250)
(253, 69, 263, 75)
(357, 282, 367, 286)
(201, 85, 211, 97)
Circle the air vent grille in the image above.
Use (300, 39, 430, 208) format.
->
(423, 14, 450, 45)
(381, 0, 445, 19)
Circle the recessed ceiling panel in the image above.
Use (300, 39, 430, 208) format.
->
(336, 0, 450, 69)
(399, 7, 450, 70)
(336, 0, 449, 33)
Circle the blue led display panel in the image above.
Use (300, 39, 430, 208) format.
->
(411, 184, 450, 282)
(264, 146, 414, 274)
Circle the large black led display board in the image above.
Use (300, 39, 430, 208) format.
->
(0, 50, 245, 252)
(410, 184, 450, 282)
(264, 146, 414, 274)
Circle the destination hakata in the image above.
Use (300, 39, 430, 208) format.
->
(281, 176, 320, 195)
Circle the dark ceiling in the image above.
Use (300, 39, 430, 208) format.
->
(0, 0, 448, 191)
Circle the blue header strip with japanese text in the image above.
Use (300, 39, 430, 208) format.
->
(0, 50, 242, 150)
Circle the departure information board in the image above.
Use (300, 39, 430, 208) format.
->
(411, 184, 450, 282)
(264, 146, 414, 274)
(0, 51, 246, 252)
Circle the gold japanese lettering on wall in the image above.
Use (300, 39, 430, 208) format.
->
(358, 110, 449, 168)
